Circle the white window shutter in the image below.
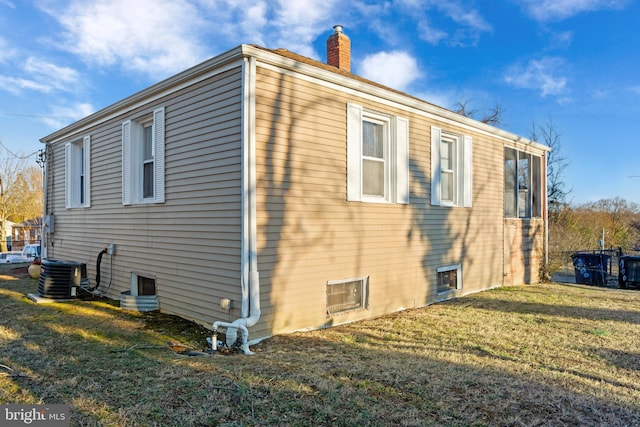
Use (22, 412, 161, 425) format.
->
(122, 120, 132, 205)
(462, 135, 473, 207)
(395, 116, 409, 204)
(346, 103, 362, 201)
(83, 135, 91, 207)
(153, 107, 165, 203)
(64, 143, 72, 209)
(430, 126, 442, 206)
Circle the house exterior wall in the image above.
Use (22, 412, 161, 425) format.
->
(41, 45, 548, 342)
(44, 67, 245, 326)
(251, 64, 529, 338)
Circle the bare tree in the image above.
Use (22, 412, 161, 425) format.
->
(529, 118, 570, 209)
(0, 147, 44, 251)
(453, 99, 506, 127)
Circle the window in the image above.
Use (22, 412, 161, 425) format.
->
(347, 103, 409, 204)
(504, 147, 542, 218)
(142, 124, 154, 198)
(130, 272, 157, 296)
(122, 107, 165, 205)
(431, 126, 472, 207)
(138, 276, 156, 296)
(65, 135, 91, 208)
(362, 117, 386, 197)
(437, 264, 462, 293)
(327, 276, 369, 315)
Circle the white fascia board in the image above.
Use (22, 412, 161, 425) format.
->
(42, 43, 550, 155)
(40, 46, 247, 144)
(240, 45, 550, 154)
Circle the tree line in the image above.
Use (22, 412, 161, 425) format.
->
(0, 147, 44, 252)
(454, 101, 640, 277)
(548, 198, 640, 273)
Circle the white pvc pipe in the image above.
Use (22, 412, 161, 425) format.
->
(211, 56, 260, 355)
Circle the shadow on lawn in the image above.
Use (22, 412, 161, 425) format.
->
(256, 333, 640, 426)
(0, 270, 223, 425)
(2, 267, 639, 426)
(445, 293, 640, 325)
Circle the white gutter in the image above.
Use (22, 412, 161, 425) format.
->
(212, 56, 260, 355)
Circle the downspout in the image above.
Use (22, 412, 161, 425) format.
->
(544, 152, 549, 276)
(212, 55, 260, 355)
(41, 144, 49, 259)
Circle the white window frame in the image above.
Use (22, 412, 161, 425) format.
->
(347, 103, 409, 204)
(122, 107, 165, 205)
(65, 135, 91, 209)
(436, 264, 462, 293)
(431, 126, 472, 207)
(327, 276, 369, 315)
(361, 114, 390, 201)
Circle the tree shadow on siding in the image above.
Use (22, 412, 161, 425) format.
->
(408, 150, 499, 305)
(258, 70, 355, 333)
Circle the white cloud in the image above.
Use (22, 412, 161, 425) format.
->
(418, 19, 448, 45)
(399, 0, 492, 46)
(358, 51, 422, 91)
(0, 76, 52, 95)
(48, 0, 341, 79)
(518, 0, 629, 21)
(437, 2, 492, 32)
(271, 0, 340, 58)
(41, 102, 95, 129)
(0, 37, 16, 63)
(504, 57, 568, 97)
(550, 31, 574, 49)
(0, 57, 80, 95)
(197, 0, 269, 46)
(46, 0, 208, 78)
(413, 89, 457, 110)
(24, 57, 79, 89)
(199, 0, 341, 59)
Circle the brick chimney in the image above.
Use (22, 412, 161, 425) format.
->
(327, 25, 351, 72)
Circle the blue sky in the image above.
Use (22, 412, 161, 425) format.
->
(1, 0, 639, 205)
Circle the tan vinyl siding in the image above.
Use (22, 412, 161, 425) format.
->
(45, 67, 244, 328)
(252, 65, 525, 338)
(43, 47, 546, 342)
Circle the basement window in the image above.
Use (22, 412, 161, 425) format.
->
(327, 276, 369, 315)
(437, 264, 462, 293)
(130, 272, 157, 296)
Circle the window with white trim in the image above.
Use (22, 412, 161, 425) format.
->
(65, 136, 91, 208)
(431, 126, 472, 207)
(327, 276, 369, 315)
(504, 147, 542, 218)
(437, 264, 462, 293)
(347, 103, 409, 204)
(122, 107, 165, 205)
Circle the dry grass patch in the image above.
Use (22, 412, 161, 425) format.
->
(1, 264, 638, 426)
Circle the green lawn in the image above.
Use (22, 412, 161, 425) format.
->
(1, 264, 639, 426)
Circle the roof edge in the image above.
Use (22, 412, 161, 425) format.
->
(41, 43, 549, 152)
(40, 45, 247, 143)
(240, 45, 549, 152)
